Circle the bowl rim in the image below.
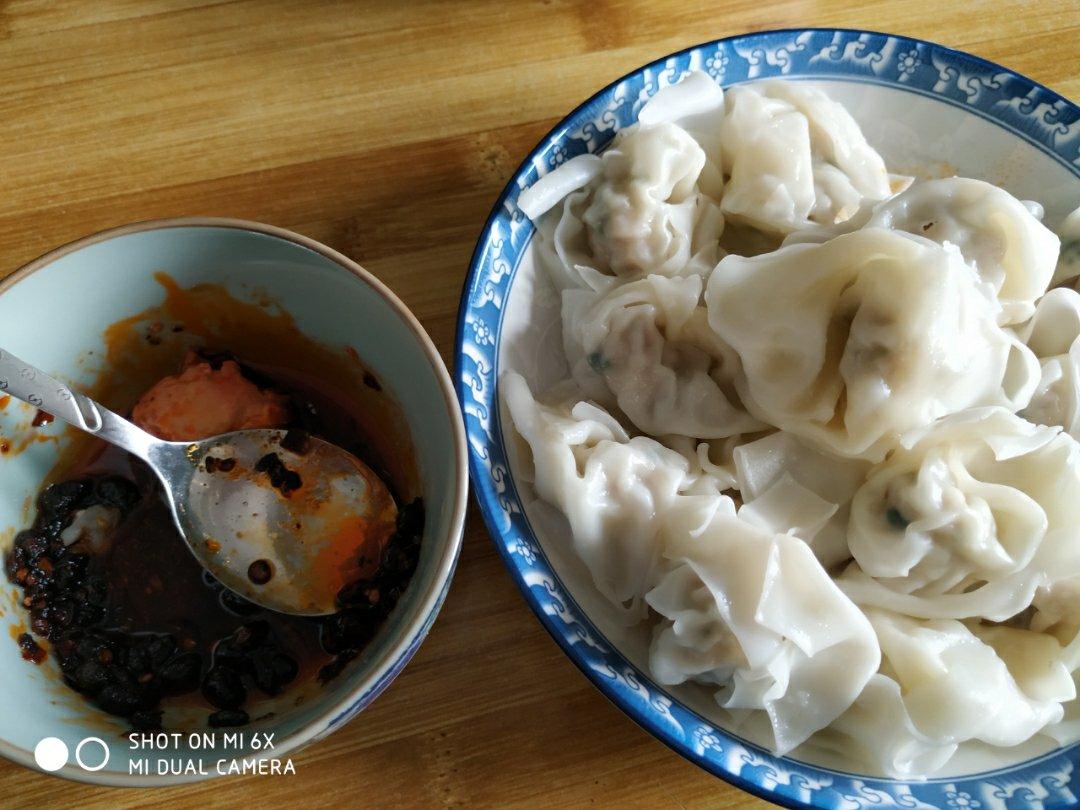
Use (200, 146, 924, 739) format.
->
(0, 216, 469, 786)
(455, 27, 1080, 809)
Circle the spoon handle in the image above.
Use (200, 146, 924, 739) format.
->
(0, 347, 159, 461)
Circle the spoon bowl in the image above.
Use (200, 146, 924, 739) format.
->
(170, 429, 397, 615)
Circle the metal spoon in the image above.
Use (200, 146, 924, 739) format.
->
(0, 348, 397, 616)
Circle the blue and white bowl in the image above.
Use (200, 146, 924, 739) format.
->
(457, 29, 1080, 808)
(0, 218, 468, 785)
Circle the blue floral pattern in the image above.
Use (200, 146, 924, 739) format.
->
(455, 29, 1080, 808)
(946, 790, 983, 809)
(705, 50, 729, 79)
(898, 48, 921, 77)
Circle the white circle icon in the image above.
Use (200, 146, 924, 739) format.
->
(34, 737, 68, 772)
(75, 737, 110, 772)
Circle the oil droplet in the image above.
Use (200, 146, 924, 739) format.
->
(248, 559, 273, 585)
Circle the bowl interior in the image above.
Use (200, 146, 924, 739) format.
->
(0, 223, 462, 784)
(461, 30, 1080, 807)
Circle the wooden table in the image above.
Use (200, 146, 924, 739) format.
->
(0, 1, 1075, 806)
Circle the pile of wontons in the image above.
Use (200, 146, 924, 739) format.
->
(505, 71, 1080, 777)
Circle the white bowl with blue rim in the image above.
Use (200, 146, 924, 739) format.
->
(0, 218, 468, 785)
(457, 29, 1080, 808)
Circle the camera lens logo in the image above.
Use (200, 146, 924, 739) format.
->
(34, 737, 110, 772)
(33, 738, 67, 772)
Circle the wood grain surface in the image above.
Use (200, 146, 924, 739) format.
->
(0, 1, 1076, 806)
